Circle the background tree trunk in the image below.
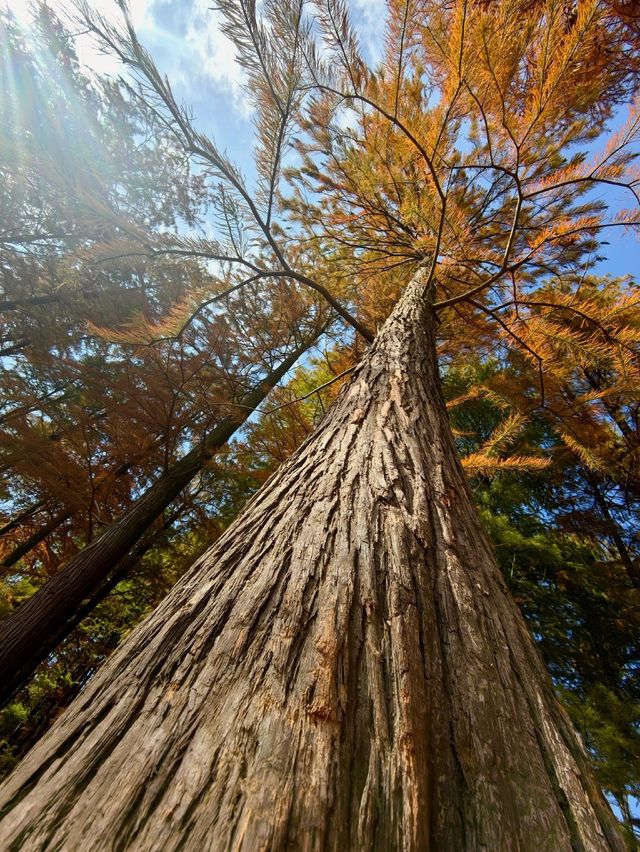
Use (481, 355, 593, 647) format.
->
(0, 509, 71, 573)
(0, 339, 311, 705)
(0, 499, 48, 538)
(0, 278, 625, 851)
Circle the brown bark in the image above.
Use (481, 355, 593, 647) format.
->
(0, 510, 71, 572)
(0, 339, 311, 705)
(0, 278, 625, 850)
(0, 499, 48, 538)
(0, 450, 162, 576)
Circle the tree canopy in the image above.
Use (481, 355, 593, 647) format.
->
(0, 0, 638, 844)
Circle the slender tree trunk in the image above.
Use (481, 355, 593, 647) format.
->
(0, 514, 182, 775)
(0, 279, 624, 850)
(57, 506, 185, 643)
(0, 510, 71, 572)
(586, 473, 640, 588)
(0, 499, 48, 538)
(617, 796, 638, 848)
(0, 340, 311, 705)
(8, 512, 180, 710)
(0, 446, 149, 575)
(0, 447, 164, 576)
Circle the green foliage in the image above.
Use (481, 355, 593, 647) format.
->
(561, 686, 640, 808)
(0, 576, 37, 618)
(477, 493, 640, 822)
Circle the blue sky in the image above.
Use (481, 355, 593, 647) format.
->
(7, 0, 639, 280)
(9, 0, 386, 181)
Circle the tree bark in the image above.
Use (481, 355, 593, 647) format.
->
(0, 510, 72, 572)
(0, 339, 311, 705)
(0, 278, 625, 850)
(0, 499, 48, 538)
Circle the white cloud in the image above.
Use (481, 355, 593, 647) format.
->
(6, 0, 249, 113)
(80, 0, 156, 75)
(5, 0, 384, 124)
(350, 0, 387, 65)
(117, 0, 250, 116)
(177, 0, 250, 115)
(5, 0, 155, 75)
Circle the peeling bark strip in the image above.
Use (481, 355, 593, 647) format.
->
(0, 278, 624, 850)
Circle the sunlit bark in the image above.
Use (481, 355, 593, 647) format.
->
(0, 278, 624, 850)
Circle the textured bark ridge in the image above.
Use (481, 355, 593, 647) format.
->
(0, 278, 625, 850)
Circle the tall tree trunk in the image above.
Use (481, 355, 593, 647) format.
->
(0, 339, 311, 705)
(0, 499, 48, 538)
(0, 509, 71, 573)
(0, 279, 624, 850)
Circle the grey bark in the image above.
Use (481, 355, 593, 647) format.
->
(0, 277, 625, 850)
(0, 340, 311, 705)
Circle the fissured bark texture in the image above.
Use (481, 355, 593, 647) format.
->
(0, 278, 625, 850)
